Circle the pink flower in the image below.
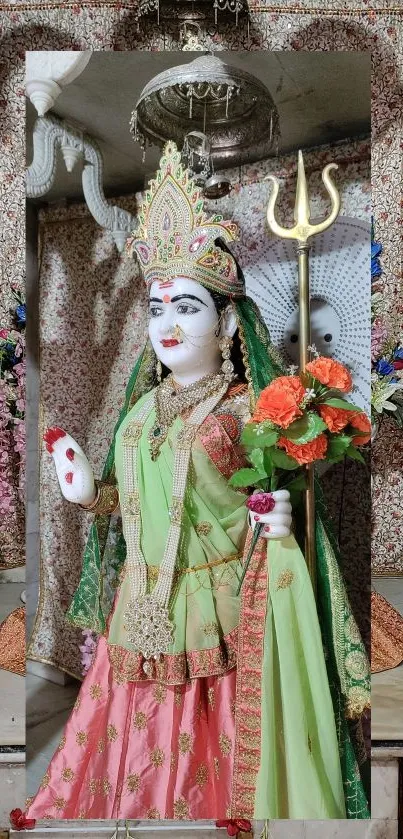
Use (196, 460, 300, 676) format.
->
(246, 492, 275, 514)
(0, 328, 9, 339)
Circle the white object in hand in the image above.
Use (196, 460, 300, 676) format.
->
(43, 426, 96, 505)
(249, 489, 292, 540)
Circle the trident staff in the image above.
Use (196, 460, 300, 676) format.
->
(265, 150, 341, 594)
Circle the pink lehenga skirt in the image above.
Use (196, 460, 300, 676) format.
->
(26, 635, 236, 820)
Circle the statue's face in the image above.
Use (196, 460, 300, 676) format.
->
(148, 277, 222, 379)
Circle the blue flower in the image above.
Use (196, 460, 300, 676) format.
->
(376, 358, 395, 376)
(15, 303, 26, 327)
(393, 346, 403, 360)
(371, 241, 382, 279)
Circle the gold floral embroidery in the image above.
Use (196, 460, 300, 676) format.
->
(153, 683, 167, 704)
(40, 771, 50, 789)
(345, 651, 369, 680)
(178, 732, 193, 754)
(196, 699, 203, 720)
(174, 686, 183, 706)
(58, 735, 66, 751)
(76, 730, 88, 746)
(107, 723, 118, 742)
(89, 683, 103, 700)
(196, 521, 212, 536)
(219, 732, 232, 756)
(133, 710, 147, 730)
(173, 797, 190, 819)
(214, 757, 220, 778)
(203, 622, 219, 637)
(150, 746, 165, 768)
(230, 700, 236, 716)
(54, 796, 67, 811)
(170, 752, 178, 770)
(61, 767, 75, 783)
(78, 810, 87, 819)
(102, 778, 112, 797)
(195, 763, 208, 787)
(276, 569, 294, 590)
(127, 773, 141, 793)
(25, 797, 34, 809)
(97, 737, 106, 754)
(88, 779, 98, 795)
(208, 687, 215, 709)
(147, 808, 161, 819)
(74, 697, 81, 712)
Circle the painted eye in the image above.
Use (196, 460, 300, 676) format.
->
(149, 306, 163, 317)
(176, 304, 199, 315)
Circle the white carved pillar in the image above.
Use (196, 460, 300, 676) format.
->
(25, 51, 92, 117)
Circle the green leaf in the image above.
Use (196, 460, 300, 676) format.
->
(249, 448, 266, 474)
(282, 412, 327, 444)
(326, 434, 352, 462)
(345, 445, 366, 464)
(322, 398, 360, 411)
(228, 468, 264, 488)
(263, 449, 273, 477)
(241, 423, 279, 448)
(271, 448, 299, 469)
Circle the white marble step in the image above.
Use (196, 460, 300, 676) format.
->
(8, 822, 398, 839)
(0, 756, 25, 830)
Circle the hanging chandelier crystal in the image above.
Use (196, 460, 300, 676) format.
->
(130, 54, 280, 171)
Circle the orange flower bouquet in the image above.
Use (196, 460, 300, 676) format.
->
(229, 355, 370, 592)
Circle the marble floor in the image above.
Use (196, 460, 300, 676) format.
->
(26, 670, 80, 797)
(372, 576, 403, 741)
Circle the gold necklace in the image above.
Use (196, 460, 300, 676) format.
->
(148, 370, 226, 460)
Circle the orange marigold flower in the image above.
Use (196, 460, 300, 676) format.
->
(278, 433, 328, 465)
(349, 412, 371, 446)
(252, 376, 305, 429)
(318, 405, 353, 433)
(306, 357, 352, 393)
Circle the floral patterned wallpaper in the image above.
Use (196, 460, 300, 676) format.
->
(0, 2, 400, 670)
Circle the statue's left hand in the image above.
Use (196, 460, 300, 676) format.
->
(249, 489, 292, 540)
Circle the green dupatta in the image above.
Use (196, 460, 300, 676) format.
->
(66, 296, 370, 818)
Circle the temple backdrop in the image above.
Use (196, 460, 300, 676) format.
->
(27, 137, 372, 677)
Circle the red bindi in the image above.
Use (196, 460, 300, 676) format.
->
(163, 294, 171, 303)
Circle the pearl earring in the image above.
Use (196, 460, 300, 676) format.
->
(156, 360, 162, 383)
(219, 336, 234, 382)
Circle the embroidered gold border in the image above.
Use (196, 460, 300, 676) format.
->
(107, 626, 238, 685)
(231, 533, 267, 817)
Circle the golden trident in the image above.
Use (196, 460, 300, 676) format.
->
(265, 150, 341, 594)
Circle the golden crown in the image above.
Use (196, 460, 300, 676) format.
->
(126, 141, 244, 297)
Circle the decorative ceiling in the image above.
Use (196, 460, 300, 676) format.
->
(26, 50, 371, 204)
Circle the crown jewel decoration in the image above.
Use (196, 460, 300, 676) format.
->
(126, 141, 244, 297)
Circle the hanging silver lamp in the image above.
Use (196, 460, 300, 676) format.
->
(130, 54, 280, 171)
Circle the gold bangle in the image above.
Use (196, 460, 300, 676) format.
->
(79, 480, 119, 515)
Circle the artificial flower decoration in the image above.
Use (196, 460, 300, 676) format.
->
(370, 227, 403, 426)
(229, 350, 369, 591)
(216, 819, 252, 836)
(10, 809, 36, 830)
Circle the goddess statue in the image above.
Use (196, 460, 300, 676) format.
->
(26, 142, 370, 821)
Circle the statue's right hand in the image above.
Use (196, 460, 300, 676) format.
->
(43, 427, 96, 506)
